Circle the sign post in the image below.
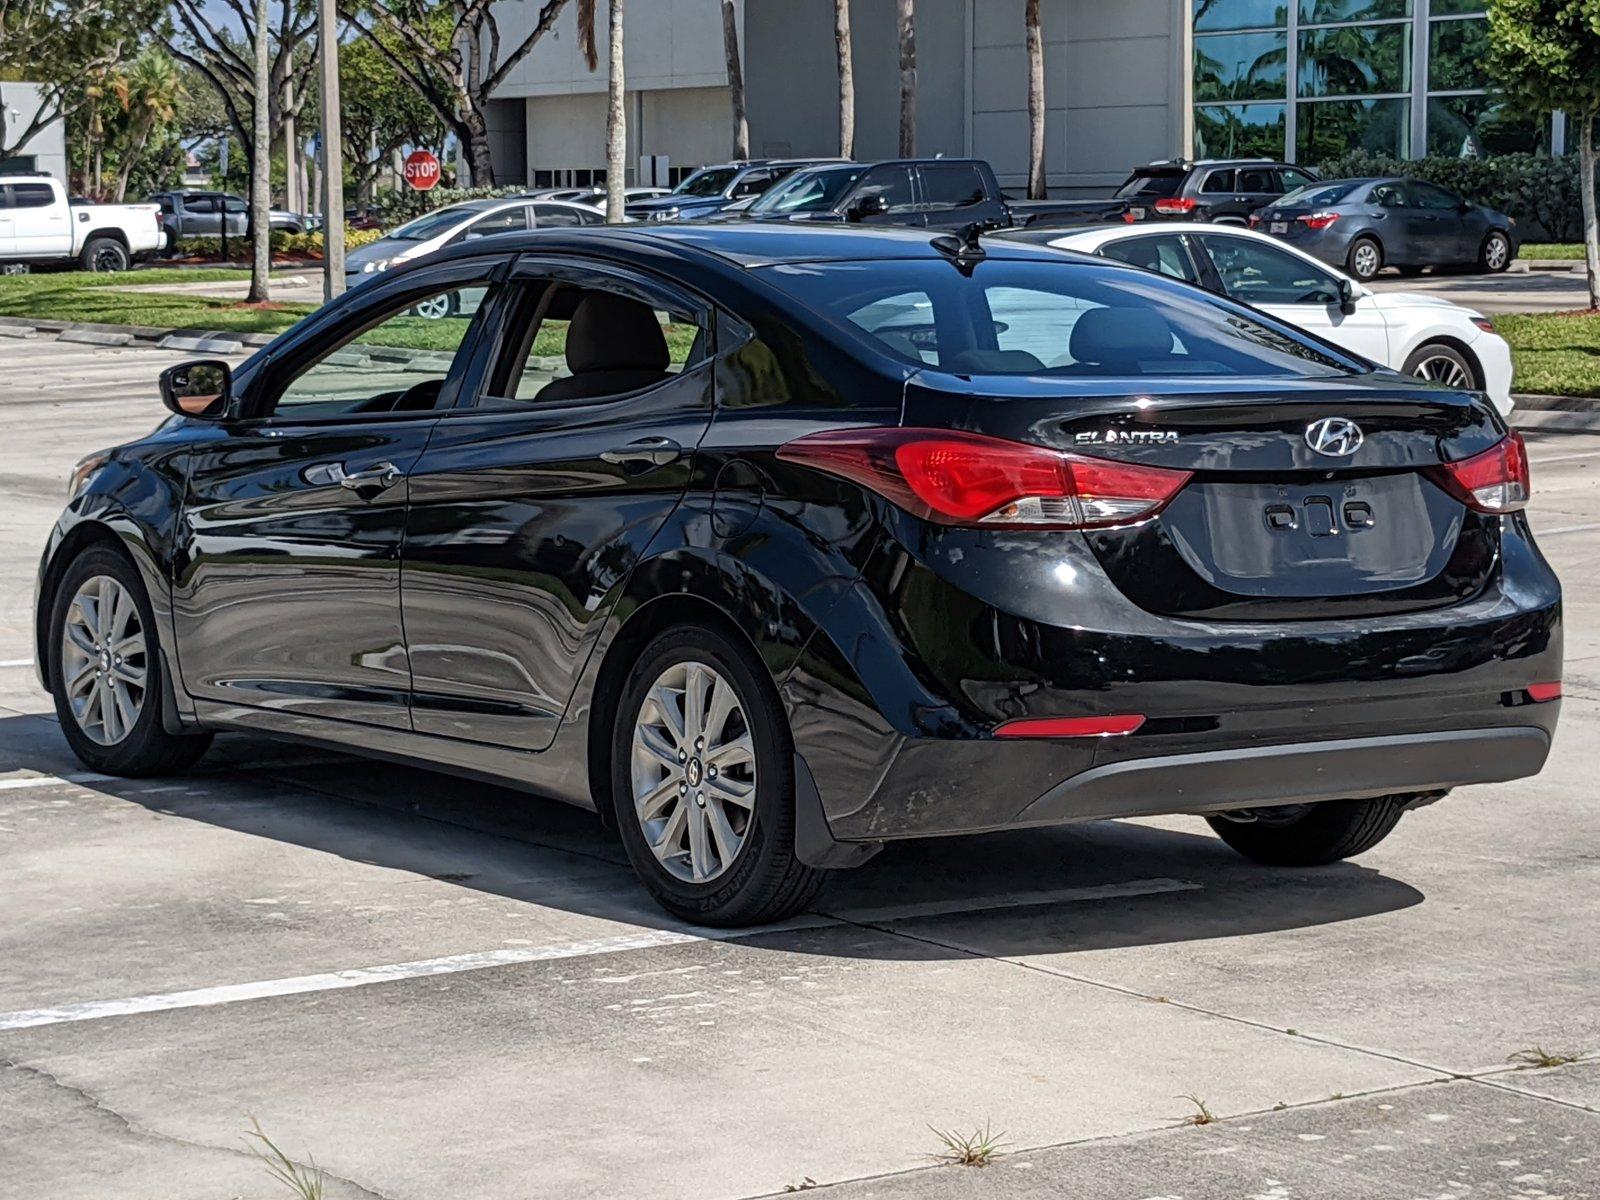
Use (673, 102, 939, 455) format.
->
(403, 150, 442, 192)
(317, 0, 345, 301)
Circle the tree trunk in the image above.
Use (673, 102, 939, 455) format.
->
(283, 75, 299, 216)
(605, 0, 627, 223)
(834, 0, 854, 158)
(1025, 0, 1046, 200)
(721, 0, 748, 160)
(1582, 112, 1599, 312)
(462, 105, 495, 187)
(247, 0, 272, 303)
(112, 117, 151, 203)
(896, 0, 916, 157)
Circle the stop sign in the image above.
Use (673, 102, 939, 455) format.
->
(403, 150, 442, 191)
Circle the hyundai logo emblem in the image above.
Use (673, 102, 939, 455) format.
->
(1305, 417, 1364, 458)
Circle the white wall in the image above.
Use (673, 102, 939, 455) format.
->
(0, 82, 69, 180)
(493, 0, 735, 97)
(525, 86, 734, 182)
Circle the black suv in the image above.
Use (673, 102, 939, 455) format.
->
(1116, 159, 1321, 226)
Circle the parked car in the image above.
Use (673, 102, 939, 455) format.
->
(1014, 222, 1513, 414)
(625, 159, 842, 222)
(1024, 158, 1322, 229)
(1249, 177, 1518, 282)
(344, 197, 605, 284)
(726, 158, 1124, 231)
(149, 190, 311, 250)
(0, 175, 162, 272)
(40, 224, 1560, 926)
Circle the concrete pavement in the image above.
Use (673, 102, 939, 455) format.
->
(0, 337, 1595, 1199)
(1368, 266, 1593, 313)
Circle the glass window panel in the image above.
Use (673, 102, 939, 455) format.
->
(1298, 0, 1409, 23)
(1298, 24, 1410, 97)
(1296, 97, 1411, 162)
(1427, 95, 1551, 156)
(1429, 17, 1490, 91)
(1194, 31, 1289, 102)
(1429, 0, 1484, 14)
(1194, 102, 1288, 159)
(1193, 0, 1288, 32)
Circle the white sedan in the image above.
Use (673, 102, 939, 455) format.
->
(344, 197, 607, 285)
(1031, 222, 1514, 415)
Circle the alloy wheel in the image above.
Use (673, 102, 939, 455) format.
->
(411, 295, 453, 320)
(630, 660, 757, 884)
(93, 247, 126, 272)
(1484, 235, 1509, 271)
(1351, 242, 1380, 279)
(60, 575, 147, 746)
(1411, 353, 1472, 388)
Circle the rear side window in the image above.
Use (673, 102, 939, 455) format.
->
(11, 183, 54, 208)
(1114, 169, 1184, 199)
(920, 163, 987, 208)
(851, 165, 917, 213)
(763, 259, 1353, 378)
(1100, 234, 1202, 285)
(1237, 168, 1276, 192)
(1200, 170, 1235, 194)
(1282, 182, 1360, 208)
(1278, 167, 1318, 191)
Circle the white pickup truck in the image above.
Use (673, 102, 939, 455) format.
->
(0, 175, 163, 273)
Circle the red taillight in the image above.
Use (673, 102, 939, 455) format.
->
(1527, 682, 1562, 703)
(1153, 197, 1197, 216)
(1297, 211, 1340, 231)
(994, 715, 1146, 738)
(776, 428, 1192, 529)
(1247, 214, 1262, 227)
(1429, 432, 1530, 514)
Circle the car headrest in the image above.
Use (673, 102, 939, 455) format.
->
(1069, 307, 1174, 367)
(566, 292, 669, 375)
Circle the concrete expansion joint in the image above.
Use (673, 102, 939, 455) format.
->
(0, 1056, 400, 1200)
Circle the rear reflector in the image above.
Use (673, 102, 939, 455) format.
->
(1527, 682, 1562, 702)
(1297, 211, 1340, 231)
(1428, 431, 1530, 514)
(994, 715, 1146, 738)
(1153, 197, 1198, 216)
(776, 427, 1192, 529)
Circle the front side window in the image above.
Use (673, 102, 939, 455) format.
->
(674, 167, 738, 198)
(223, 197, 247, 214)
(749, 167, 868, 215)
(732, 168, 784, 199)
(1199, 234, 1342, 305)
(763, 258, 1353, 377)
(462, 207, 528, 238)
(1370, 180, 1407, 207)
(1237, 167, 1277, 192)
(849, 166, 917, 214)
(1100, 235, 1203, 285)
(1278, 167, 1318, 190)
(270, 285, 490, 419)
(186, 196, 218, 214)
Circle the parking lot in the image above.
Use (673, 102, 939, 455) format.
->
(1, 335, 1596, 1199)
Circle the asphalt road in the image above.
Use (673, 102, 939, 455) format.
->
(1367, 265, 1592, 313)
(1, 337, 1596, 1200)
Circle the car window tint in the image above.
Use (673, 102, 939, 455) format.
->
(852, 166, 916, 213)
(465, 207, 528, 237)
(732, 169, 781, 199)
(1237, 168, 1276, 192)
(1114, 170, 1184, 199)
(1199, 235, 1341, 305)
(1279, 167, 1317, 191)
(271, 286, 489, 418)
(1200, 169, 1236, 194)
(1370, 181, 1406, 207)
(920, 163, 987, 208)
(1100, 235, 1202, 285)
(11, 183, 54, 208)
(223, 197, 247, 213)
(532, 204, 584, 228)
(1409, 181, 1460, 210)
(764, 259, 1353, 377)
(492, 281, 709, 404)
(187, 196, 217, 213)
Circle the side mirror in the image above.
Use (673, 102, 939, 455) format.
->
(160, 359, 232, 420)
(1338, 277, 1359, 316)
(848, 193, 890, 222)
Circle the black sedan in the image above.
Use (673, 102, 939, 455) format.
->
(1251, 177, 1518, 281)
(37, 224, 1561, 926)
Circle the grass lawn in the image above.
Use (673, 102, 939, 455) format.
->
(1496, 311, 1600, 398)
(0, 269, 313, 335)
(1521, 243, 1586, 261)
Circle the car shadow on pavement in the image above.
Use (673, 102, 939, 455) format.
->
(0, 715, 1425, 961)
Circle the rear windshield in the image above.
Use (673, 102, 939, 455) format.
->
(1114, 169, 1185, 200)
(1277, 182, 1361, 208)
(674, 167, 738, 198)
(759, 258, 1357, 379)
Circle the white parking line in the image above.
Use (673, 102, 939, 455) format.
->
(0, 772, 116, 791)
(1527, 449, 1600, 465)
(1536, 521, 1600, 537)
(0, 658, 34, 668)
(0, 879, 1198, 1032)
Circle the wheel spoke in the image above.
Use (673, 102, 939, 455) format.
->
(60, 573, 146, 746)
(685, 800, 712, 881)
(705, 733, 753, 771)
(647, 682, 687, 747)
(110, 681, 138, 739)
(704, 797, 741, 868)
(707, 771, 756, 808)
(702, 675, 737, 746)
(635, 774, 681, 822)
(636, 722, 681, 770)
(650, 801, 687, 856)
(682, 664, 709, 745)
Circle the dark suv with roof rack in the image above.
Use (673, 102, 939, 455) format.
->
(1113, 159, 1321, 227)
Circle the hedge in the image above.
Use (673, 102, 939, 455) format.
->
(1312, 151, 1595, 241)
(169, 227, 385, 261)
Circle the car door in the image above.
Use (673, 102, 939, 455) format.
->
(171, 260, 500, 729)
(1194, 231, 1390, 363)
(916, 161, 1006, 230)
(182, 194, 219, 237)
(400, 257, 717, 749)
(1409, 181, 1475, 263)
(0, 186, 15, 256)
(840, 164, 920, 226)
(1230, 166, 1281, 224)
(1401, 181, 1462, 265)
(222, 195, 249, 236)
(9, 181, 69, 256)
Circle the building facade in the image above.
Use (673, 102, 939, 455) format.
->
(0, 83, 70, 180)
(483, 0, 1553, 194)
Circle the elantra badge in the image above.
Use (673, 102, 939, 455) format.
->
(1305, 417, 1364, 457)
(1075, 430, 1179, 446)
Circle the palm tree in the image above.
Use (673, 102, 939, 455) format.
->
(896, 0, 915, 156)
(111, 53, 184, 203)
(721, 0, 748, 159)
(834, 0, 854, 158)
(247, 0, 270, 302)
(578, 0, 627, 223)
(1025, 0, 1045, 199)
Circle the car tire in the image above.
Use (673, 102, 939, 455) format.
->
(1345, 236, 1383, 282)
(1396, 265, 1425, 277)
(1480, 230, 1512, 273)
(1, 262, 30, 276)
(48, 545, 213, 777)
(1402, 341, 1477, 390)
(609, 623, 825, 927)
(80, 236, 130, 273)
(1205, 796, 1411, 867)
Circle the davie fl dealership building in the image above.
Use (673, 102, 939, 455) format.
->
(478, 0, 1562, 196)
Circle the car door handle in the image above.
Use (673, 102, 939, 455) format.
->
(600, 437, 682, 468)
(338, 462, 404, 495)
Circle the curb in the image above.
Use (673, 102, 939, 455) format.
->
(0, 315, 275, 350)
(1512, 393, 1600, 434)
(1510, 260, 1585, 274)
